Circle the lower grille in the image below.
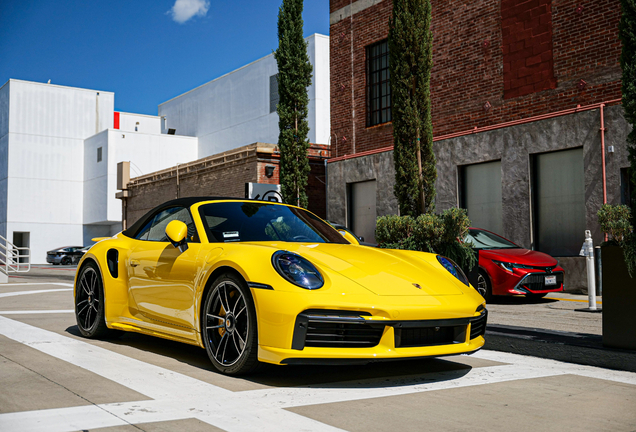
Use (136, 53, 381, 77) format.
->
(395, 325, 464, 348)
(305, 320, 384, 348)
(519, 272, 564, 291)
(470, 310, 488, 339)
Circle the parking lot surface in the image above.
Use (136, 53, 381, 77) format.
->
(1, 272, 635, 431)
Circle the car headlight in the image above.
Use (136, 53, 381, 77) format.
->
(437, 255, 469, 286)
(492, 260, 533, 272)
(272, 251, 324, 290)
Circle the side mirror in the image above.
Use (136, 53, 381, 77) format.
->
(338, 229, 360, 245)
(166, 220, 189, 253)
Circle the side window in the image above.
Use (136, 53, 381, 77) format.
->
(135, 218, 155, 241)
(136, 207, 198, 242)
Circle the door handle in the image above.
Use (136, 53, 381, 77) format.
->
(130, 259, 140, 267)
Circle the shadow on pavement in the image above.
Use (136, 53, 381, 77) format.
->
(487, 295, 559, 305)
(65, 324, 473, 388)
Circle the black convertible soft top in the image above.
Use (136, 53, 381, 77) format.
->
(122, 196, 251, 239)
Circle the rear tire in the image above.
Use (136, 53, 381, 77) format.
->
(62, 257, 72, 266)
(202, 273, 259, 375)
(477, 270, 493, 302)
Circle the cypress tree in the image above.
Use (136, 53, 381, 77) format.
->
(389, 0, 436, 217)
(274, 0, 313, 208)
(620, 0, 636, 224)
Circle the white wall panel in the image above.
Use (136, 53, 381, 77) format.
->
(118, 112, 161, 134)
(0, 135, 8, 234)
(83, 130, 109, 224)
(9, 80, 113, 139)
(313, 34, 331, 146)
(0, 81, 9, 139)
(7, 133, 84, 181)
(6, 177, 83, 225)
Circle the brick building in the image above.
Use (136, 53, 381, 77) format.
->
(326, 0, 629, 291)
(123, 143, 329, 227)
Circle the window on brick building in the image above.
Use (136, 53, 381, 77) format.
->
(367, 40, 391, 126)
(269, 74, 279, 113)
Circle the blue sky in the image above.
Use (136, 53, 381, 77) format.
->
(0, 0, 329, 115)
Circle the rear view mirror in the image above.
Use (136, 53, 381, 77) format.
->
(166, 220, 189, 253)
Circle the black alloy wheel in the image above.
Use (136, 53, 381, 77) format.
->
(75, 262, 113, 338)
(62, 256, 72, 266)
(477, 270, 492, 301)
(202, 273, 259, 375)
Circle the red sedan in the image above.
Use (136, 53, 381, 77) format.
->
(466, 228, 564, 301)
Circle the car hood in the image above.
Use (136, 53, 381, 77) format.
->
(480, 248, 557, 266)
(244, 242, 465, 296)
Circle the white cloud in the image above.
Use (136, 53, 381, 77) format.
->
(169, 0, 210, 24)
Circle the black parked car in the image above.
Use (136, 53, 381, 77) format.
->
(46, 246, 86, 265)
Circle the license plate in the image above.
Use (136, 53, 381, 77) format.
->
(545, 275, 557, 286)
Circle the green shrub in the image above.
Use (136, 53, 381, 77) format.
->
(375, 215, 417, 250)
(376, 208, 476, 272)
(598, 204, 632, 244)
(598, 204, 636, 277)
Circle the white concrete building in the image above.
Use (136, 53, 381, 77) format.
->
(159, 34, 330, 156)
(0, 33, 329, 264)
(0, 80, 197, 263)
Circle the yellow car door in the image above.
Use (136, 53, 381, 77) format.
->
(127, 207, 201, 329)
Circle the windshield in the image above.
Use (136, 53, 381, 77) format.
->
(465, 229, 519, 249)
(199, 202, 348, 244)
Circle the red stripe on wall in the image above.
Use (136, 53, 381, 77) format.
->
(114, 112, 120, 129)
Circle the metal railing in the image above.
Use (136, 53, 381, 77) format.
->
(0, 234, 31, 275)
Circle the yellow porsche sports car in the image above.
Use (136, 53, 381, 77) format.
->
(74, 197, 487, 375)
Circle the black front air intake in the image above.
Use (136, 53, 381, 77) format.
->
(304, 320, 384, 348)
(469, 309, 488, 340)
(291, 310, 383, 350)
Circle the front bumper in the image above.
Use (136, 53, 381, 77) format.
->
(491, 266, 565, 295)
(258, 309, 487, 365)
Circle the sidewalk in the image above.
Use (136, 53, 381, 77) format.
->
(485, 292, 636, 373)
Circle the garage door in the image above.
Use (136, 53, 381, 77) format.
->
(460, 160, 502, 235)
(348, 180, 377, 244)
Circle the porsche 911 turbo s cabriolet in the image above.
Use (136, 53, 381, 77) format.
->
(74, 197, 487, 375)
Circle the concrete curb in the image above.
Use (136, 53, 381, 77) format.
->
(485, 324, 636, 373)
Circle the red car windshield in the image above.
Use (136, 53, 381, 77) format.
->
(465, 229, 519, 250)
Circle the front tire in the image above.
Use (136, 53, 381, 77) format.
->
(62, 256, 72, 265)
(75, 262, 113, 338)
(202, 273, 259, 375)
(477, 269, 493, 301)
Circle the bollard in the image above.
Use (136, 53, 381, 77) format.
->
(584, 230, 597, 311)
(576, 231, 602, 313)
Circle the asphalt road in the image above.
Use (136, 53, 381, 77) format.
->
(1, 272, 635, 431)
